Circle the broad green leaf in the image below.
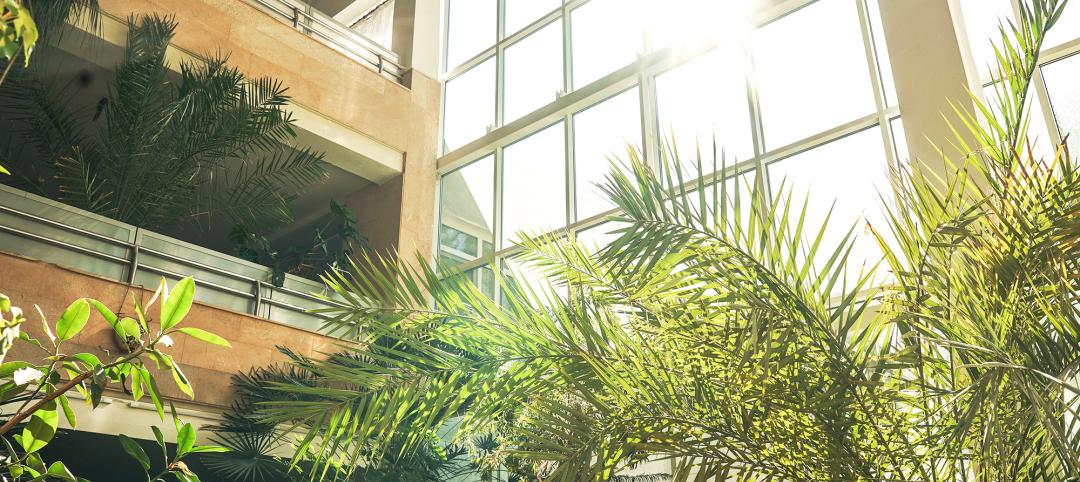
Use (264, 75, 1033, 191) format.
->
(143, 368, 165, 420)
(176, 327, 230, 347)
(175, 423, 195, 460)
(0, 360, 30, 378)
(171, 363, 194, 399)
(57, 394, 76, 428)
(55, 299, 90, 341)
(25, 452, 46, 474)
(152, 425, 167, 462)
(118, 434, 150, 473)
(19, 400, 58, 453)
(45, 461, 76, 482)
(130, 365, 144, 401)
(88, 300, 118, 327)
(69, 353, 102, 369)
(117, 317, 141, 342)
(160, 277, 195, 331)
(35, 305, 54, 344)
(187, 445, 229, 453)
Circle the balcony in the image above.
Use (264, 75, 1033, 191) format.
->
(0, 184, 342, 334)
(246, 0, 407, 85)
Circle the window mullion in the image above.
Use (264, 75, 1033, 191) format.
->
(565, 113, 577, 226)
(855, 0, 897, 169)
(639, 72, 660, 173)
(742, 39, 770, 208)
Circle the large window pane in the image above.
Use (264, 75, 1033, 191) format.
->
(504, 21, 564, 123)
(571, 0, 643, 89)
(573, 88, 642, 220)
(656, 45, 754, 174)
(439, 155, 495, 270)
(505, 0, 561, 37)
(957, 0, 1014, 80)
(443, 57, 496, 153)
(502, 122, 567, 247)
(1043, 55, 1080, 154)
(767, 128, 891, 283)
(446, 0, 496, 69)
(753, 0, 876, 149)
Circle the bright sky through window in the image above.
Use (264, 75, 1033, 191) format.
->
(753, 0, 876, 149)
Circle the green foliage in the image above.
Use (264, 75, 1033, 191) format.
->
(0, 0, 37, 67)
(0, 0, 98, 90)
(0, 277, 229, 480)
(230, 200, 370, 286)
(219, 0, 1080, 481)
(119, 407, 228, 482)
(1, 14, 327, 232)
(202, 354, 484, 482)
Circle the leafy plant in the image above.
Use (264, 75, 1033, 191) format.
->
(0, 0, 98, 81)
(0, 0, 37, 77)
(1, 13, 327, 232)
(230, 200, 369, 286)
(202, 349, 476, 482)
(219, 0, 1078, 481)
(0, 277, 230, 480)
(1, 0, 98, 176)
(119, 407, 227, 482)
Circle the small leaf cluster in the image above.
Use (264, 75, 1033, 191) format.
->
(0, 0, 37, 66)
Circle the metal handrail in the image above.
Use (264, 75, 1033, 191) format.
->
(0, 187, 348, 331)
(248, 0, 407, 85)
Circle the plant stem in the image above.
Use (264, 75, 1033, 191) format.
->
(0, 51, 21, 88)
(0, 370, 91, 436)
(0, 347, 145, 436)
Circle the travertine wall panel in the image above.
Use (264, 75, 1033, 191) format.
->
(0, 252, 337, 408)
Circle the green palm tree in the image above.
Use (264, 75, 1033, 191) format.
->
(2, 13, 326, 231)
(228, 0, 1079, 480)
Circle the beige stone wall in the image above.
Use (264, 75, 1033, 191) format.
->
(0, 252, 338, 408)
(95, 0, 442, 262)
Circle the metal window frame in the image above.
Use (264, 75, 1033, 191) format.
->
(434, 0, 901, 279)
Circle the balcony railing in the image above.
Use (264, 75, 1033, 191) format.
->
(0, 184, 345, 335)
(247, 0, 407, 85)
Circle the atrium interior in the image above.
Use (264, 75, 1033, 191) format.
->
(0, 0, 1078, 480)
